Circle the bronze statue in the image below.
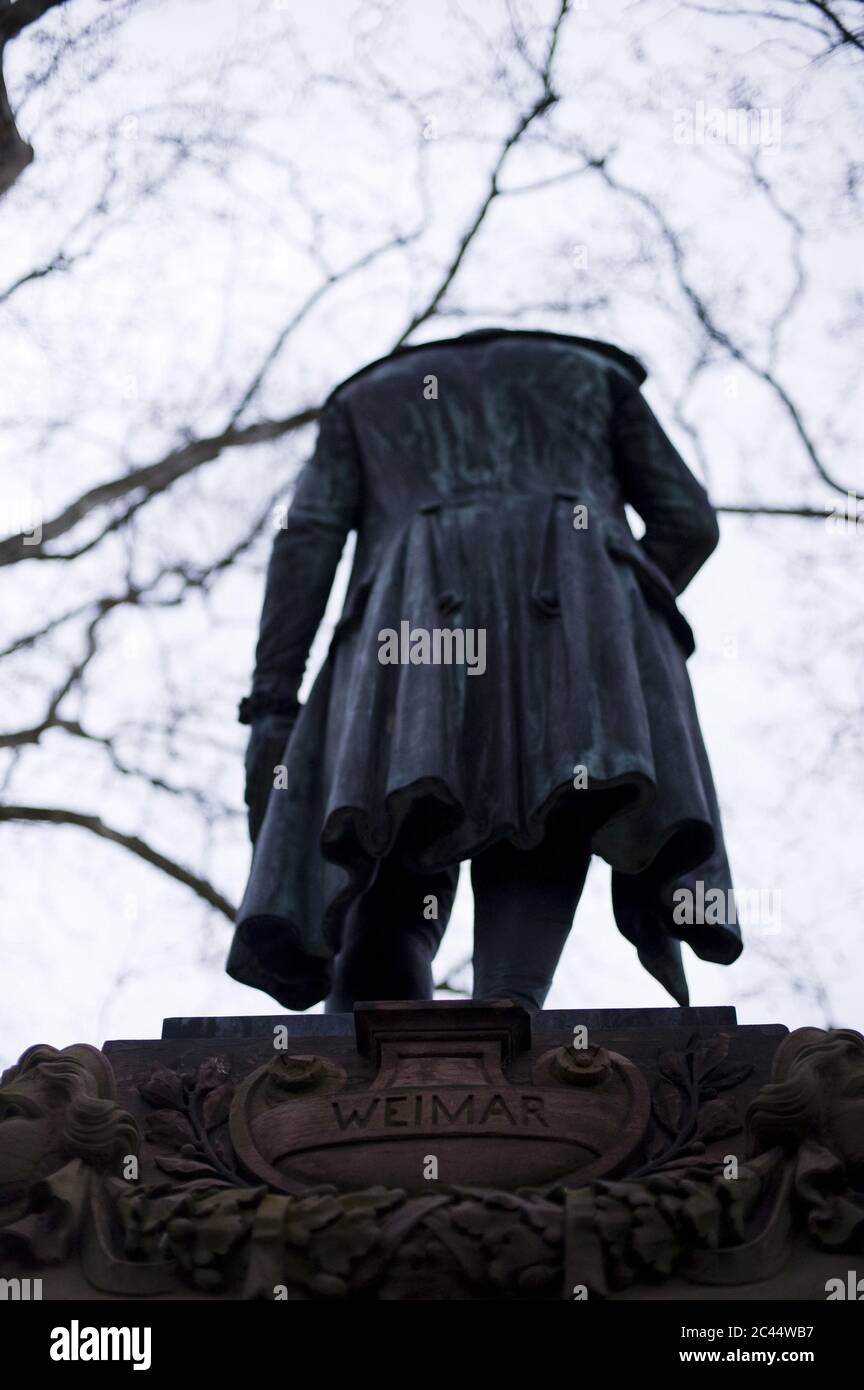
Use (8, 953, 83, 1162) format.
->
(228, 327, 738, 1011)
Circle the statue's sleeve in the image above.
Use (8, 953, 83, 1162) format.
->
(609, 372, 719, 596)
(247, 394, 362, 713)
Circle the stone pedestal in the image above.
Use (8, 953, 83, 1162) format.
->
(1, 1003, 861, 1299)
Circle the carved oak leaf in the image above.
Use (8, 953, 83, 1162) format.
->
(594, 1191, 636, 1253)
(486, 1220, 559, 1291)
(283, 1189, 404, 1292)
(629, 1203, 677, 1275)
(652, 1078, 683, 1134)
(696, 1094, 742, 1142)
(657, 1050, 689, 1086)
(202, 1081, 234, 1131)
(196, 1057, 231, 1093)
(283, 1192, 352, 1243)
(300, 1215, 379, 1281)
(598, 1179, 650, 1204)
(156, 1155, 225, 1181)
(450, 1192, 521, 1240)
(161, 1189, 261, 1290)
(691, 1035, 729, 1077)
(285, 1190, 396, 1255)
(139, 1067, 185, 1110)
(677, 1181, 724, 1246)
(424, 1193, 560, 1296)
(522, 1196, 564, 1243)
(144, 1108, 196, 1150)
(704, 1062, 754, 1093)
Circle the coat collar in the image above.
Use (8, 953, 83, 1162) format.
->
(327, 327, 647, 400)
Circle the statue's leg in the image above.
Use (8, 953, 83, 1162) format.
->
(325, 853, 458, 1011)
(470, 790, 625, 1010)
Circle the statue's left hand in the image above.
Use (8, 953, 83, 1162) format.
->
(244, 710, 299, 844)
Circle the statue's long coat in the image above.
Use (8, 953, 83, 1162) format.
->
(227, 329, 739, 1008)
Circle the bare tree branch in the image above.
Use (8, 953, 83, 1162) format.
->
(803, 0, 864, 52)
(0, 0, 71, 198)
(1, 484, 283, 749)
(575, 150, 862, 498)
(229, 227, 424, 426)
(0, 803, 235, 917)
(393, 0, 571, 345)
(0, 3, 574, 569)
(0, 406, 319, 566)
(679, 0, 864, 54)
(716, 503, 840, 518)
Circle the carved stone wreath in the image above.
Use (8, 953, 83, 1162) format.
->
(1, 1012, 862, 1300)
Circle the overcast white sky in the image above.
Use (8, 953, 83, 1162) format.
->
(1, 0, 862, 1066)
